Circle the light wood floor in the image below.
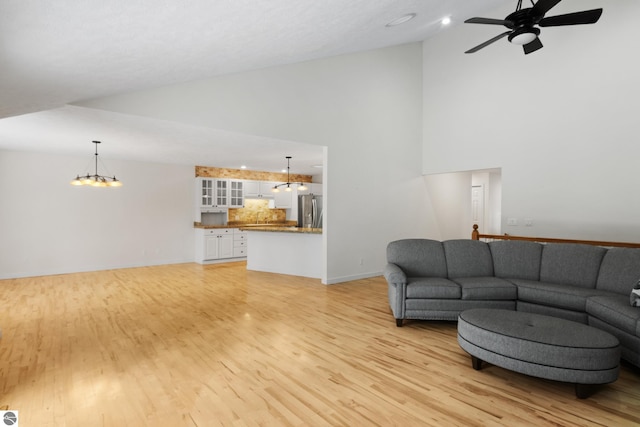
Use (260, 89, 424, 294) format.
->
(1, 262, 639, 426)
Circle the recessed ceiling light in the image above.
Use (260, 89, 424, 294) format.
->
(442, 16, 451, 26)
(386, 13, 416, 27)
(240, 165, 247, 169)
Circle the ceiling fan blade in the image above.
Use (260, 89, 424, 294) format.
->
(523, 37, 543, 55)
(531, 0, 562, 16)
(465, 31, 512, 54)
(465, 17, 512, 26)
(539, 9, 603, 27)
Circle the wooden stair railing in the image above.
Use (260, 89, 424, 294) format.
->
(471, 224, 640, 249)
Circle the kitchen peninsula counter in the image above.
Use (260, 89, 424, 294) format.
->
(243, 227, 323, 280)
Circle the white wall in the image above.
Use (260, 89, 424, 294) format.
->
(79, 43, 430, 283)
(422, 0, 640, 242)
(0, 150, 194, 278)
(424, 172, 472, 240)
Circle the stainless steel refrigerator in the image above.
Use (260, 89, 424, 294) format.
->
(298, 194, 323, 228)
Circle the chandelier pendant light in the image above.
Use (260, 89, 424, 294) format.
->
(272, 156, 307, 193)
(70, 141, 123, 187)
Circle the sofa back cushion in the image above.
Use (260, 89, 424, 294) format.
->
(443, 239, 493, 278)
(539, 243, 607, 288)
(596, 247, 640, 295)
(489, 240, 543, 280)
(386, 239, 448, 278)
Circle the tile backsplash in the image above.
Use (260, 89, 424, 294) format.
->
(228, 199, 286, 223)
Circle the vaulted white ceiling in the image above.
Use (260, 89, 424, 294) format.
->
(0, 0, 511, 175)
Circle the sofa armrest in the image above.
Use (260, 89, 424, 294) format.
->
(384, 262, 407, 285)
(385, 263, 407, 324)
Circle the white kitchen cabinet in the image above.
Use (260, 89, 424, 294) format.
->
(244, 180, 259, 197)
(233, 230, 248, 257)
(229, 180, 244, 207)
(197, 178, 229, 208)
(310, 183, 323, 195)
(197, 178, 214, 207)
(274, 189, 292, 208)
(196, 228, 247, 263)
(296, 183, 322, 196)
(244, 180, 275, 198)
(196, 228, 234, 262)
(213, 179, 229, 208)
(204, 229, 233, 260)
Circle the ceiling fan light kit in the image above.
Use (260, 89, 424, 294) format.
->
(464, 0, 602, 55)
(508, 27, 540, 45)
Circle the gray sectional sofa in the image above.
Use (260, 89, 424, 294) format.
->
(384, 238, 640, 369)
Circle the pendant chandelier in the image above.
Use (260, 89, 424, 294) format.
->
(70, 141, 123, 187)
(272, 156, 307, 193)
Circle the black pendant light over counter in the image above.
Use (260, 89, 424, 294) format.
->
(272, 156, 307, 193)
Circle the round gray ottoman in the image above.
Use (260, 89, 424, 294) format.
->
(457, 308, 620, 398)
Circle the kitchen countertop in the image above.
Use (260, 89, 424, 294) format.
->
(240, 226, 322, 234)
(194, 221, 321, 234)
(194, 221, 297, 229)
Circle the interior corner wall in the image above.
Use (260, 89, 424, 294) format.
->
(422, 0, 640, 242)
(424, 172, 472, 240)
(0, 150, 194, 279)
(80, 43, 429, 283)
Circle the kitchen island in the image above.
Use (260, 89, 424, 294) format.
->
(240, 226, 323, 279)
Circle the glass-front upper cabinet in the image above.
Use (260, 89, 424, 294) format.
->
(214, 179, 229, 208)
(199, 178, 214, 207)
(229, 180, 244, 207)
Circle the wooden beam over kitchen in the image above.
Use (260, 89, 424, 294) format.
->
(195, 166, 312, 183)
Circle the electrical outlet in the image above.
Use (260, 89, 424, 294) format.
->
(507, 218, 518, 226)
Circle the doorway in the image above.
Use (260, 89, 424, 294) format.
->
(472, 169, 502, 236)
(472, 185, 484, 233)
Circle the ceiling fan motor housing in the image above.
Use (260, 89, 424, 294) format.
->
(505, 8, 546, 29)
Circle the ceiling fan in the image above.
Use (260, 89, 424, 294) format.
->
(464, 0, 602, 55)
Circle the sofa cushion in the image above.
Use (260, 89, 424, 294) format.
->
(517, 301, 588, 324)
(443, 240, 493, 278)
(587, 295, 640, 337)
(539, 243, 607, 288)
(453, 277, 517, 300)
(387, 239, 448, 278)
(489, 240, 542, 281)
(406, 278, 461, 299)
(513, 279, 611, 312)
(596, 247, 640, 296)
